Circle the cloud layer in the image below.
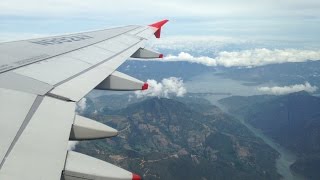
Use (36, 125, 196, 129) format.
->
(1, 0, 320, 45)
(1, 0, 320, 19)
(257, 82, 318, 95)
(161, 49, 320, 67)
(135, 77, 187, 98)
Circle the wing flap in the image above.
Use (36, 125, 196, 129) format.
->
(0, 89, 37, 164)
(0, 96, 75, 180)
(14, 56, 92, 85)
(0, 72, 53, 95)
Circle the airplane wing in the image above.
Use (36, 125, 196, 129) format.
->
(0, 19, 168, 180)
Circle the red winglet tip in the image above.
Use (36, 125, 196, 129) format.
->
(142, 83, 149, 90)
(159, 54, 164, 58)
(149, 19, 169, 29)
(149, 20, 169, 38)
(132, 173, 142, 180)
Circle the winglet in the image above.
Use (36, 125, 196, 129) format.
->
(149, 19, 169, 38)
(149, 19, 169, 29)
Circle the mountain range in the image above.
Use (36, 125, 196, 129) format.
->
(220, 91, 320, 179)
(76, 97, 280, 180)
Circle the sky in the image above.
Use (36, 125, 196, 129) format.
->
(1, 0, 320, 68)
(1, 0, 320, 40)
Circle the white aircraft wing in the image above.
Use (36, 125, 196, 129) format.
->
(0, 20, 168, 180)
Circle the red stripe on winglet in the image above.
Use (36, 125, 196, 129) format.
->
(142, 83, 149, 90)
(159, 54, 164, 58)
(149, 19, 169, 29)
(132, 173, 141, 180)
(149, 20, 169, 39)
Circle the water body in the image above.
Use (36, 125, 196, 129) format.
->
(185, 72, 303, 180)
(185, 72, 267, 105)
(226, 113, 303, 180)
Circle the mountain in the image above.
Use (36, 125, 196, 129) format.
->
(76, 97, 280, 180)
(220, 91, 320, 179)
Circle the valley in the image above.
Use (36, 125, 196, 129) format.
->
(75, 97, 280, 180)
(77, 61, 320, 179)
(220, 92, 320, 180)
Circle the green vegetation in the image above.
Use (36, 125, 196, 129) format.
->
(76, 96, 280, 180)
(220, 91, 320, 179)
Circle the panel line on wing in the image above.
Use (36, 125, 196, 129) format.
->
(93, 44, 119, 53)
(0, 95, 44, 170)
(67, 56, 94, 66)
(51, 40, 143, 88)
(133, 27, 149, 35)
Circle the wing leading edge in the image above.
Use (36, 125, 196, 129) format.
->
(0, 19, 168, 180)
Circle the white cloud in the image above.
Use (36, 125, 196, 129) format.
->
(67, 141, 79, 151)
(77, 98, 87, 113)
(165, 52, 218, 66)
(152, 49, 320, 67)
(215, 49, 320, 67)
(258, 82, 318, 95)
(135, 77, 187, 98)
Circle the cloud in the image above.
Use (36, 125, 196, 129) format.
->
(135, 77, 187, 98)
(257, 82, 318, 95)
(1, 0, 320, 19)
(1, 0, 320, 43)
(156, 49, 320, 67)
(67, 141, 79, 151)
(76, 98, 87, 113)
(149, 35, 253, 54)
(165, 52, 218, 66)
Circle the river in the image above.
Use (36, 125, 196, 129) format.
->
(222, 110, 304, 180)
(185, 72, 304, 180)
